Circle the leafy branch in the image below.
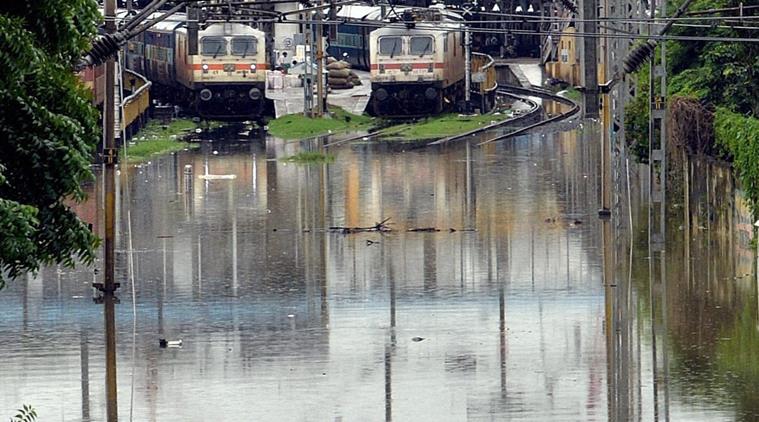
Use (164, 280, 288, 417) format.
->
(9, 405, 37, 422)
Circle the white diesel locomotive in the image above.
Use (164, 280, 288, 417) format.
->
(368, 9, 464, 117)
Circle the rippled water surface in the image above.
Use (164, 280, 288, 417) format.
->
(1, 125, 757, 421)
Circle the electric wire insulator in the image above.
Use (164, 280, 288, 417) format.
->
(622, 39, 657, 74)
(81, 32, 128, 68)
(559, 0, 578, 14)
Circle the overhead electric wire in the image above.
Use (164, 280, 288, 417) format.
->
(268, 17, 759, 42)
(685, 4, 759, 15)
(130, 2, 188, 37)
(121, 0, 172, 31)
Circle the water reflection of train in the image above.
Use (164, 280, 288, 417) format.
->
(125, 13, 270, 120)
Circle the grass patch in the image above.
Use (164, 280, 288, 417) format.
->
(122, 118, 198, 163)
(267, 107, 373, 140)
(391, 113, 512, 140)
(281, 151, 334, 163)
(560, 87, 582, 102)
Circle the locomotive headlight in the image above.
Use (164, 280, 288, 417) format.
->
(199, 89, 213, 101)
(249, 64, 257, 72)
(375, 88, 389, 102)
(248, 88, 262, 100)
(202, 63, 209, 73)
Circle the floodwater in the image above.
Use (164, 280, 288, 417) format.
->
(1, 123, 757, 421)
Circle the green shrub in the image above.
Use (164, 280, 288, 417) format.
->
(714, 108, 759, 216)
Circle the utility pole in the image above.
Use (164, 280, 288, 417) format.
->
(102, 0, 120, 421)
(464, 25, 471, 114)
(303, 11, 314, 117)
(647, 0, 670, 415)
(580, 0, 599, 117)
(315, 0, 325, 117)
(187, 4, 200, 55)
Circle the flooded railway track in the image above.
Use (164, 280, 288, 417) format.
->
(320, 84, 579, 149)
(432, 85, 580, 146)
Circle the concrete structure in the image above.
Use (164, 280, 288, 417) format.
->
(273, 2, 301, 61)
(544, 27, 580, 85)
(265, 69, 371, 118)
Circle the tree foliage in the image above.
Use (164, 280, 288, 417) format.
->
(668, 0, 759, 116)
(9, 404, 37, 422)
(714, 108, 759, 216)
(0, 1, 101, 288)
(625, 0, 759, 162)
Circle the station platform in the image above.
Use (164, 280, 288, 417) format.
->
(265, 70, 372, 118)
(494, 58, 543, 88)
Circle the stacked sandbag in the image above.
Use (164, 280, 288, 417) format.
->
(326, 59, 355, 90)
(347, 70, 361, 86)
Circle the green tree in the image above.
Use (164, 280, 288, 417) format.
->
(668, 0, 759, 115)
(0, 1, 101, 288)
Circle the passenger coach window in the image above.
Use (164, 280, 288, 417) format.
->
(201, 37, 227, 57)
(378, 37, 402, 57)
(231, 37, 258, 57)
(410, 36, 433, 55)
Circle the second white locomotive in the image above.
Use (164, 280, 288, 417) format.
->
(368, 9, 464, 117)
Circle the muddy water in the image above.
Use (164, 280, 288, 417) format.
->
(0, 125, 756, 421)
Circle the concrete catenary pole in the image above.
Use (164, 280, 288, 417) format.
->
(103, 0, 119, 420)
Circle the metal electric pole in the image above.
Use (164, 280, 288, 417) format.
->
(102, 1, 120, 421)
(647, 0, 670, 416)
(464, 26, 471, 114)
(303, 12, 314, 117)
(315, 1, 325, 117)
(580, 0, 599, 117)
(187, 4, 200, 55)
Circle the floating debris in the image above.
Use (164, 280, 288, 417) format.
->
(159, 339, 183, 348)
(198, 174, 236, 180)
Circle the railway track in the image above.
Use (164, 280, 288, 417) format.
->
(320, 84, 579, 148)
(431, 85, 580, 146)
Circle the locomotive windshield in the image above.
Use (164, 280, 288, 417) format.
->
(410, 36, 434, 56)
(231, 37, 258, 57)
(378, 37, 402, 57)
(201, 37, 227, 57)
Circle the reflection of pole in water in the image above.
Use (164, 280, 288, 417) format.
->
(499, 264, 507, 399)
(384, 340, 393, 422)
(104, 292, 118, 421)
(648, 230, 670, 420)
(531, 225, 535, 291)
(465, 141, 473, 228)
(384, 240, 396, 422)
(183, 164, 193, 220)
(230, 180, 238, 296)
(80, 328, 91, 421)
